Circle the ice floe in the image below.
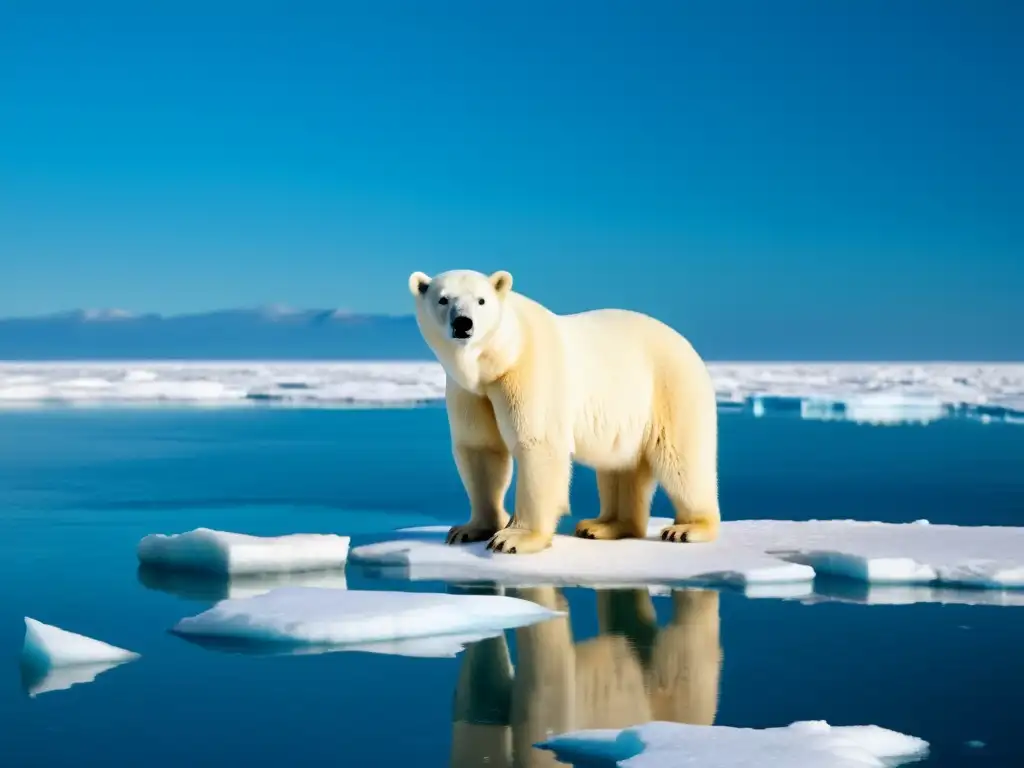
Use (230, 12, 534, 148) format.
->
(351, 517, 1024, 592)
(353, 519, 813, 587)
(137, 528, 350, 575)
(537, 720, 929, 768)
(20, 618, 140, 697)
(768, 519, 1024, 589)
(171, 587, 561, 654)
(0, 361, 1020, 423)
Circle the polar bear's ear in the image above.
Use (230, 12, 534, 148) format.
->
(408, 271, 431, 297)
(489, 270, 513, 298)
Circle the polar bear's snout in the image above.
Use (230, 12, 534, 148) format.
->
(451, 312, 474, 339)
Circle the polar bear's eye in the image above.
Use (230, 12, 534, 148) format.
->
(478, 298, 485, 305)
(438, 297, 448, 305)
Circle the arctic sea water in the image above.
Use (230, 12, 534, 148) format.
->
(0, 407, 1021, 766)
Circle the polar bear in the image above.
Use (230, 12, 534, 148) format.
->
(408, 268, 720, 555)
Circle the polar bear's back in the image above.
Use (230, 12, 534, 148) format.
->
(544, 302, 716, 470)
(558, 306, 712, 395)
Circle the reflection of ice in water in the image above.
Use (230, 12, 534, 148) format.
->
(807, 578, 1024, 607)
(137, 564, 349, 603)
(21, 660, 127, 698)
(20, 618, 139, 698)
(177, 628, 506, 660)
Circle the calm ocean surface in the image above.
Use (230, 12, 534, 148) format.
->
(0, 408, 1022, 767)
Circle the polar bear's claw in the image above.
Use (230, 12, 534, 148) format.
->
(575, 519, 644, 540)
(486, 528, 552, 555)
(445, 524, 498, 545)
(659, 522, 718, 543)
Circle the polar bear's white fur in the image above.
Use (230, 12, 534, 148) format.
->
(408, 268, 720, 555)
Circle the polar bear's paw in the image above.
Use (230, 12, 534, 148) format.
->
(659, 521, 719, 543)
(574, 519, 644, 540)
(445, 524, 500, 545)
(485, 528, 552, 555)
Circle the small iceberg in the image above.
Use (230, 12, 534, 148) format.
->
(537, 720, 929, 768)
(767, 519, 1024, 589)
(21, 618, 140, 697)
(137, 528, 350, 575)
(171, 587, 561, 654)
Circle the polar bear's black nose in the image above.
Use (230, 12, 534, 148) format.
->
(451, 315, 474, 339)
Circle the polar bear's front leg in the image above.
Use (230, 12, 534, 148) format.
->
(487, 443, 571, 555)
(446, 380, 513, 545)
(448, 444, 513, 544)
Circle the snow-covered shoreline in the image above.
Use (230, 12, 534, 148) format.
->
(0, 361, 1021, 423)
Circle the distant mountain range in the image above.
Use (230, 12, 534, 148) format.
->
(0, 308, 430, 360)
(0, 306, 1018, 361)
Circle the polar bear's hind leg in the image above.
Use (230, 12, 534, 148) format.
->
(575, 463, 654, 540)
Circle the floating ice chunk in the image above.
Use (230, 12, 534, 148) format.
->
(768, 519, 1024, 589)
(353, 517, 1024, 593)
(171, 587, 560, 652)
(798, 393, 948, 425)
(351, 518, 815, 587)
(843, 393, 947, 424)
(23, 618, 140, 668)
(21, 618, 139, 696)
(537, 720, 928, 768)
(137, 564, 348, 602)
(137, 528, 350, 575)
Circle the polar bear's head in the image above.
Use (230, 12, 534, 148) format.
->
(407, 269, 514, 348)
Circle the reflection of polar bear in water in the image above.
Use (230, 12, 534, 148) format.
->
(450, 587, 723, 768)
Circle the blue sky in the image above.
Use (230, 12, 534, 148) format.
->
(0, 1, 1021, 357)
